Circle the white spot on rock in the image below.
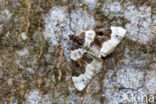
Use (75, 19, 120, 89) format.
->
(0, 9, 12, 22)
(17, 48, 29, 56)
(44, 7, 71, 46)
(25, 67, 34, 73)
(102, 0, 124, 18)
(25, 90, 41, 104)
(145, 70, 156, 94)
(5, 31, 10, 37)
(44, 7, 73, 60)
(83, 0, 98, 10)
(124, 3, 152, 44)
(116, 66, 145, 89)
(20, 32, 27, 40)
(70, 8, 96, 36)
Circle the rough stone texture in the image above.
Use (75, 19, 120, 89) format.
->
(83, 0, 98, 11)
(102, 0, 124, 18)
(124, 2, 153, 44)
(0, 0, 155, 104)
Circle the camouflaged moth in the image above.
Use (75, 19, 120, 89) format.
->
(70, 26, 126, 91)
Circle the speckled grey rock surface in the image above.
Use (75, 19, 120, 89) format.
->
(0, 0, 155, 104)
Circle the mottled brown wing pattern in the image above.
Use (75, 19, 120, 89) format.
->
(70, 28, 112, 76)
(71, 53, 93, 77)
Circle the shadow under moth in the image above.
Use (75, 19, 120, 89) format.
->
(70, 26, 126, 91)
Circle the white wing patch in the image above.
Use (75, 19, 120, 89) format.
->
(99, 26, 126, 58)
(84, 30, 96, 47)
(71, 48, 86, 61)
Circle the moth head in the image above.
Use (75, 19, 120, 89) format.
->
(111, 26, 126, 41)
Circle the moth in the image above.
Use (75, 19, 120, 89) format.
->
(70, 26, 126, 91)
